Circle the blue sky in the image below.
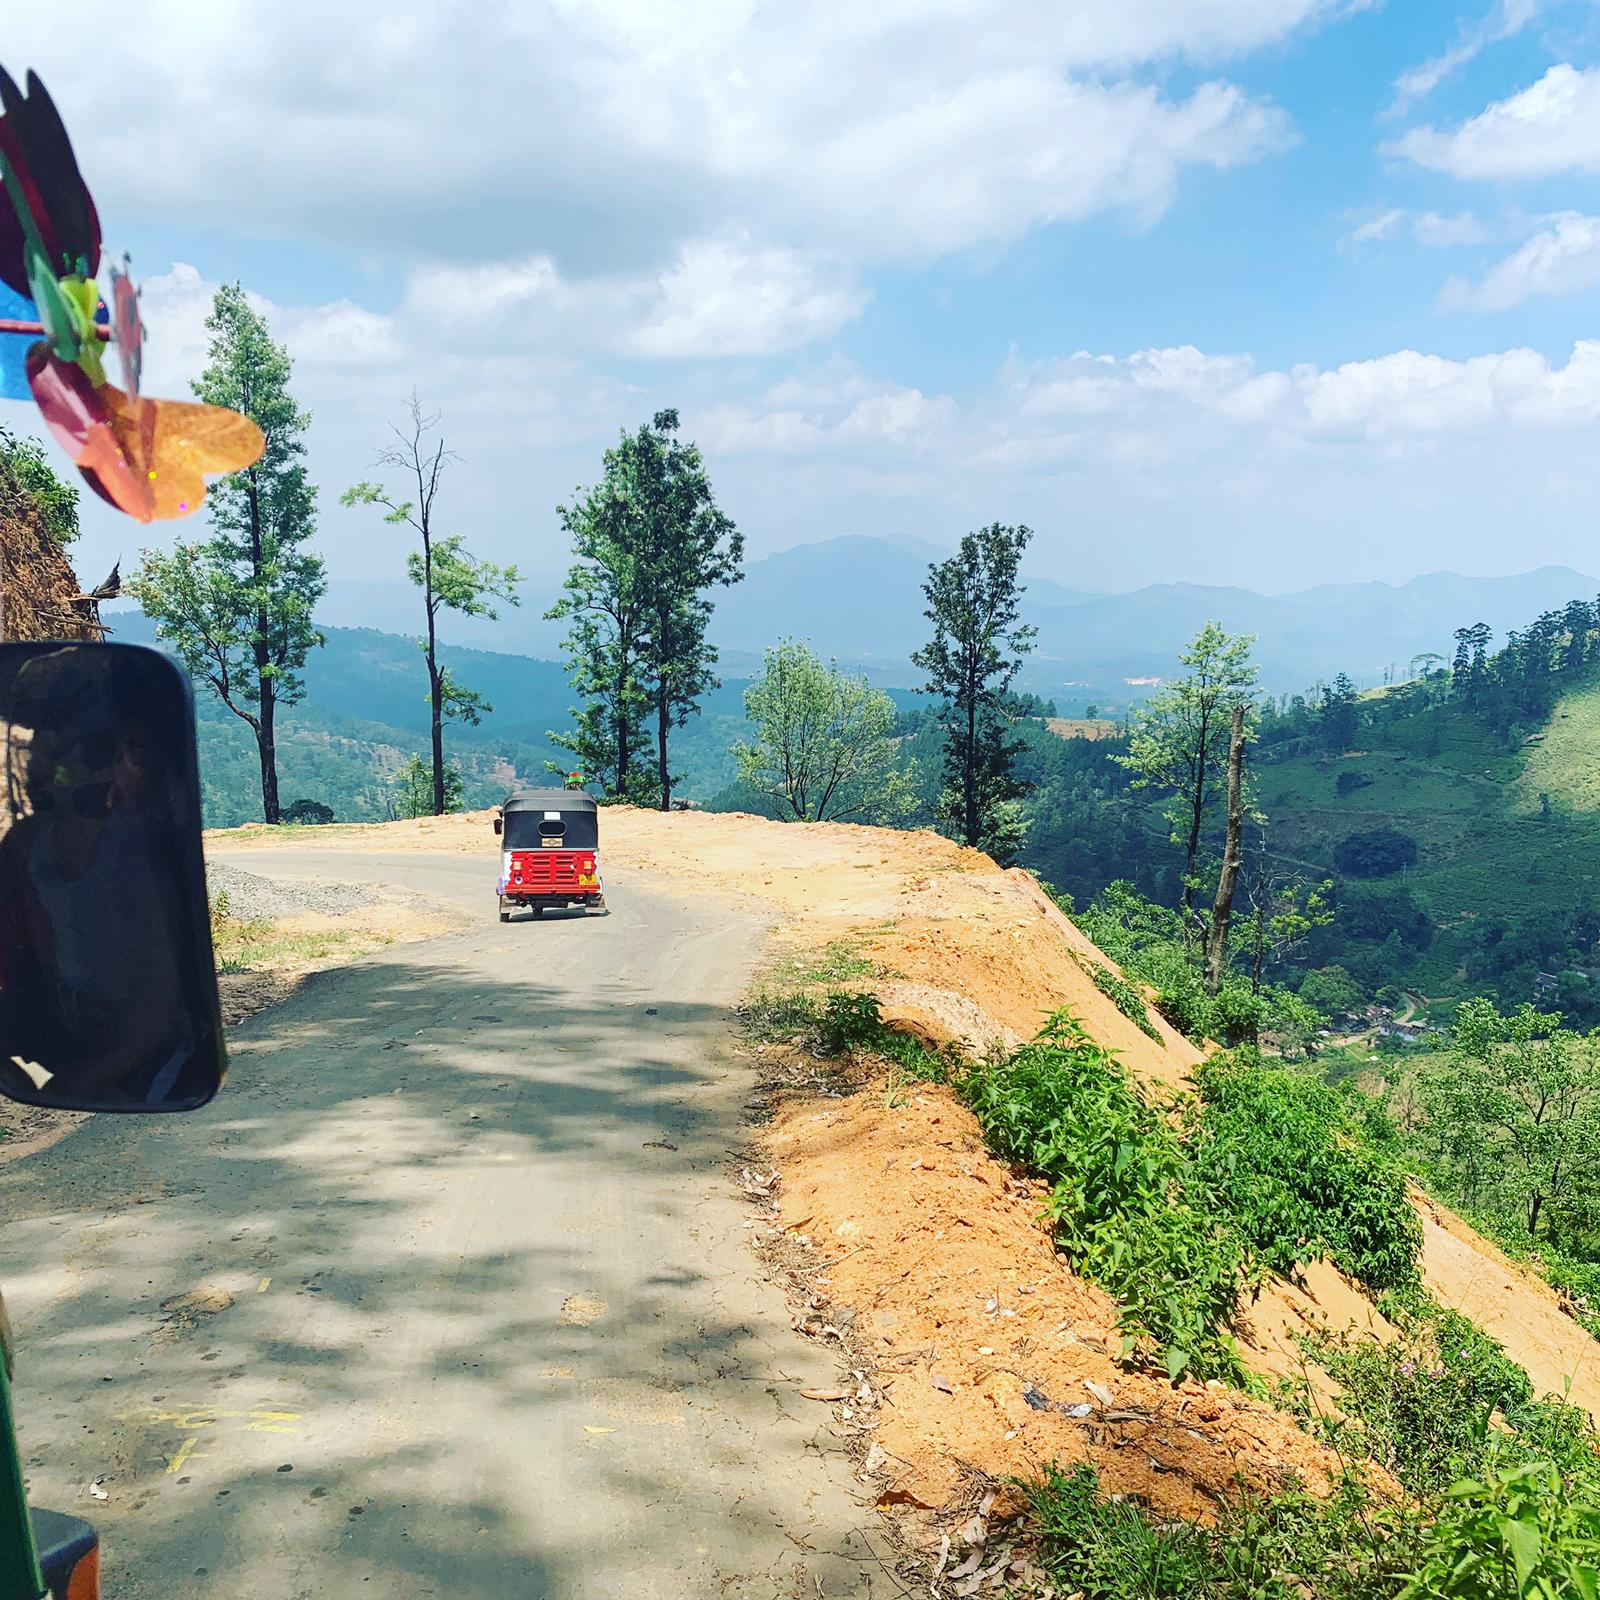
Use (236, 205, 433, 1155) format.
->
(9, 1, 1600, 599)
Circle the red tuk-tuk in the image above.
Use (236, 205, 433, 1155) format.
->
(494, 787, 605, 921)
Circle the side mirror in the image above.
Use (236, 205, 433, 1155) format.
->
(493, 815, 502, 836)
(0, 642, 225, 1113)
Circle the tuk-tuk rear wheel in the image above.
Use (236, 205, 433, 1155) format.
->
(498, 896, 511, 923)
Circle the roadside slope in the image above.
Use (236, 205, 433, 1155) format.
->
(214, 806, 1600, 1501)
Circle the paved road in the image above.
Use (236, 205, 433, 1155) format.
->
(2, 852, 877, 1599)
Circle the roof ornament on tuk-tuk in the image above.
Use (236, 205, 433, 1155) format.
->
(0, 66, 265, 522)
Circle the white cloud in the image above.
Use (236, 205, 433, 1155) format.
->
(1412, 210, 1491, 247)
(1342, 208, 1489, 250)
(1347, 209, 1407, 245)
(1440, 212, 1600, 311)
(5, 1, 1317, 272)
(991, 339, 1600, 455)
(693, 377, 955, 455)
(1395, 63, 1600, 179)
(404, 236, 863, 359)
(1385, 0, 1549, 117)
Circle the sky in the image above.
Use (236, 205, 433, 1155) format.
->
(9, 0, 1600, 597)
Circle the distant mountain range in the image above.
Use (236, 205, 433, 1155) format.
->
(113, 537, 1600, 710)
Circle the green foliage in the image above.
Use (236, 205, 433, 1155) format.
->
(734, 639, 913, 822)
(1077, 882, 1327, 1051)
(132, 284, 325, 823)
(1300, 964, 1365, 1016)
(1115, 622, 1258, 910)
(1025, 1460, 1412, 1600)
(1085, 959, 1162, 1040)
(1401, 1461, 1600, 1600)
(1192, 1057, 1421, 1293)
(393, 753, 463, 818)
(962, 1011, 1249, 1381)
(0, 424, 78, 546)
(549, 410, 742, 808)
(1300, 1302, 1600, 1497)
(912, 523, 1036, 862)
(1418, 997, 1600, 1242)
(1336, 827, 1421, 878)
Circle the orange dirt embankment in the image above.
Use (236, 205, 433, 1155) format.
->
(212, 805, 1600, 1500)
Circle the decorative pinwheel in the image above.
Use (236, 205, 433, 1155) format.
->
(0, 66, 262, 522)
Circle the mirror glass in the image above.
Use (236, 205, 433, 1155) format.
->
(0, 642, 225, 1112)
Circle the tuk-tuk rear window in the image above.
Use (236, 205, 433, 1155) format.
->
(503, 808, 598, 850)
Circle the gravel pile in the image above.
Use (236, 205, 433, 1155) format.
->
(207, 863, 378, 922)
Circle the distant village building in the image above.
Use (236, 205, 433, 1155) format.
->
(1534, 972, 1560, 1001)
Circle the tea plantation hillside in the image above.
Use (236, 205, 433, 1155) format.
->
(1258, 670, 1600, 1013)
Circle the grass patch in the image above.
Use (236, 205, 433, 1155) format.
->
(1025, 1461, 1413, 1600)
(208, 890, 393, 975)
(1081, 956, 1163, 1040)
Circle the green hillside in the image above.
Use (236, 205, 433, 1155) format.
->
(111, 614, 757, 827)
(1257, 671, 1600, 1013)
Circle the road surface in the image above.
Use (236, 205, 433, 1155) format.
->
(1, 851, 878, 1599)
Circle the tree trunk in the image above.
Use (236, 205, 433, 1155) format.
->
(422, 530, 446, 816)
(964, 658, 979, 847)
(1203, 703, 1247, 997)
(257, 676, 280, 825)
(1251, 843, 1268, 994)
(657, 682, 671, 811)
(247, 473, 280, 825)
(429, 659, 445, 815)
(1182, 726, 1209, 917)
(616, 630, 632, 796)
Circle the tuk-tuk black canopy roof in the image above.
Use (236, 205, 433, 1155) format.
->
(501, 788, 597, 814)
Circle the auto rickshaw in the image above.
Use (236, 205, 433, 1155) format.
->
(493, 786, 605, 921)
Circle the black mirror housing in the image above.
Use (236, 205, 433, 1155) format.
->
(0, 642, 225, 1113)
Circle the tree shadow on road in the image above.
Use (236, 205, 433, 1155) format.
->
(2, 924, 875, 1599)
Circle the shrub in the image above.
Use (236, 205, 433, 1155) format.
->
(1084, 959, 1162, 1040)
(961, 1011, 1249, 1381)
(1025, 1460, 1414, 1600)
(282, 798, 335, 825)
(1192, 1059, 1421, 1294)
(1335, 828, 1420, 878)
(1336, 769, 1375, 797)
(1401, 1460, 1600, 1599)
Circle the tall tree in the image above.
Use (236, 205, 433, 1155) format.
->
(1114, 621, 1258, 916)
(132, 285, 323, 823)
(734, 639, 912, 823)
(1202, 703, 1247, 996)
(342, 395, 520, 815)
(1319, 672, 1359, 753)
(634, 410, 743, 810)
(911, 523, 1036, 862)
(546, 436, 655, 802)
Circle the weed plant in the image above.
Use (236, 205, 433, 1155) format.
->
(1084, 958, 1163, 1040)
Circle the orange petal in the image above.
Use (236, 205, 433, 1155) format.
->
(100, 386, 264, 520)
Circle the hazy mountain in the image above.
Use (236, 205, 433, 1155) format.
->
(121, 537, 1600, 708)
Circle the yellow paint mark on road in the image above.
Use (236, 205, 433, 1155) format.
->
(257, 1277, 271, 1293)
(166, 1437, 206, 1475)
(121, 1406, 301, 1434)
(582, 1426, 616, 1435)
